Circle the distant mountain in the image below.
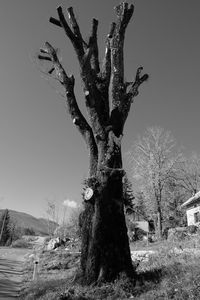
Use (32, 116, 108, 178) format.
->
(0, 209, 58, 236)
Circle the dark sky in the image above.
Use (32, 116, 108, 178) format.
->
(0, 0, 200, 217)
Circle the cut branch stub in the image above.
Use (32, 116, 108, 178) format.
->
(114, 2, 134, 33)
(89, 18, 100, 73)
(67, 7, 82, 38)
(49, 17, 62, 27)
(42, 42, 74, 87)
(128, 66, 149, 100)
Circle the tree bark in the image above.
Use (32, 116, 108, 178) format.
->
(80, 141, 134, 283)
(38, 2, 148, 284)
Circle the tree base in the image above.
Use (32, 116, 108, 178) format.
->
(79, 173, 134, 285)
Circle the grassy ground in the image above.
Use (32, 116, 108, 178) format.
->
(20, 235, 200, 300)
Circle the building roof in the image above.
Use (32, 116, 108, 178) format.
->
(181, 191, 200, 208)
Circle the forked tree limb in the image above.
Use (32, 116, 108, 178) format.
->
(39, 42, 98, 174)
(50, 6, 85, 59)
(127, 67, 149, 100)
(44, 2, 148, 154)
(120, 66, 149, 125)
(49, 6, 106, 138)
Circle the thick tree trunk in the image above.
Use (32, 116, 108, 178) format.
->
(80, 148, 134, 284)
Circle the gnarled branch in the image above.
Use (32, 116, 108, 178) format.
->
(39, 42, 98, 175)
(120, 66, 149, 127)
(127, 67, 149, 100)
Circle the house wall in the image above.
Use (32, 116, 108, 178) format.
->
(126, 211, 150, 232)
(186, 206, 200, 226)
(136, 221, 149, 232)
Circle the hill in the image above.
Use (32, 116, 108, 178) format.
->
(0, 209, 58, 236)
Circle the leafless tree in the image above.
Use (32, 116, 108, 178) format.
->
(129, 127, 182, 239)
(176, 153, 200, 197)
(46, 200, 59, 237)
(37, 2, 148, 283)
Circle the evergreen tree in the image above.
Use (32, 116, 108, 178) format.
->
(0, 209, 11, 246)
(123, 175, 134, 210)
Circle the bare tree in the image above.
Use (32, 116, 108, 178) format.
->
(129, 127, 182, 239)
(46, 200, 59, 237)
(176, 153, 200, 197)
(37, 2, 148, 283)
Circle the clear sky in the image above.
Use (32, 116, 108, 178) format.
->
(0, 0, 200, 218)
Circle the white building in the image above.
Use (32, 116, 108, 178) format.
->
(181, 191, 200, 226)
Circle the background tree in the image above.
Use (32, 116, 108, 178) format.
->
(55, 205, 82, 239)
(0, 209, 11, 246)
(131, 191, 148, 220)
(46, 200, 59, 237)
(176, 153, 200, 197)
(38, 2, 148, 283)
(123, 174, 135, 210)
(129, 127, 182, 239)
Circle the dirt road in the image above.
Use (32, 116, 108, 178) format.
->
(0, 247, 32, 299)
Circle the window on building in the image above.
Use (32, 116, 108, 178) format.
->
(194, 212, 200, 223)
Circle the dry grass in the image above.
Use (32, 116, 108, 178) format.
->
(20, 234, 200, 299)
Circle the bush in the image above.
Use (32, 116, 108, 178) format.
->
(187, 225, 198, 234)
(11, 238, 32, 248)
(24, 227, 36, 236)
(167, 227, 188, 242)
(135, 227, 147, 241)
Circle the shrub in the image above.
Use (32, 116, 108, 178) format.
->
(187, 225, 198, 234)
(24, 227, 36, 236)
(135, 227, 147, 241)
(167, 227, 188, 242)
(12, 238, 32, 248)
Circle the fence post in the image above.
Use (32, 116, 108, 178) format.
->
(33, 259, 39, 280)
